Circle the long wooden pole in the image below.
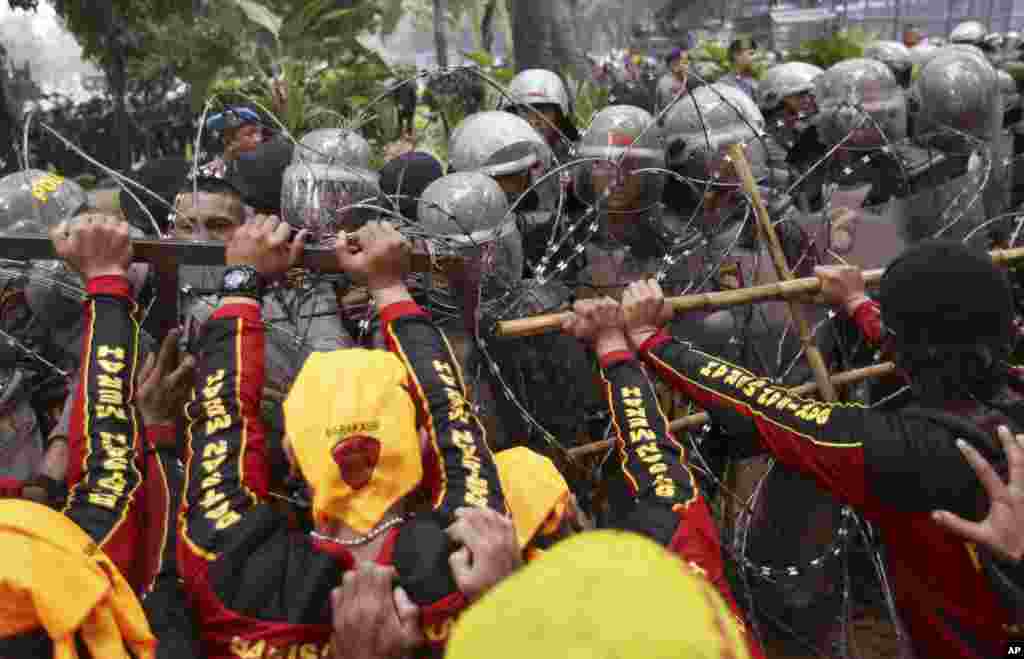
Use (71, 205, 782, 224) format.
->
(727, 143, 838, 401)
(494, 249, 1024, 338)
(567, 361, 898, 458)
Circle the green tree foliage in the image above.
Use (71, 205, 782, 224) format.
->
(788, 28, 874, 69)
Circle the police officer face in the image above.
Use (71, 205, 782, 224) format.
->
(591, 160, 644, 211)
(519, 105, 561, 145)
(494, 171, 531, 198)
(173, 191, 245, 242)
(782, 92, 817, 123)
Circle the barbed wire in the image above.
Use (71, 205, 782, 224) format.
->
(10, 60, 1024, 657)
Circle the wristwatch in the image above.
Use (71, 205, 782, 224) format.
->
(221, 266, 265, 300)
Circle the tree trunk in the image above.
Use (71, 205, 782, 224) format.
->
(481, 0, 497, 55)
(433, 0, 449, 68)
(509, 0, 581, 76)
(109, 45, 131, 172)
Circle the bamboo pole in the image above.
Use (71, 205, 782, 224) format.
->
(727, 143, 838, 401)
(495, 245, 1024, 337)
(566, 361, 898, 459)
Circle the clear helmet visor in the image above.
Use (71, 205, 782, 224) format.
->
(573, 104, 666, 212)
(814, 59, 907, 149)
(281, 163, 381, 242)
(0, 170, 88, 235)
(915, 49, 1001, 143)
(417, 172, 524, 309)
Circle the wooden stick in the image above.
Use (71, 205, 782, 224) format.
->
(495, 244, 1024, 338)
(566, 361, 897, 458)
(728, 143, 837, 401)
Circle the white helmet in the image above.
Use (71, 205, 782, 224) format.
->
(814, 58, 907, 149)
(950, 20, 988, 45)
(449, 111, 552, 177)
(503, 69, 572, 117)
(661, 83, 769, 186)
(573, 104, 666, 211)
(865, 41, 913, 74)
(282, 129, 379, 239)
(417, 172, 523, 306)
(292, 128, 371, 167)
(501, 69, 580, 143)
(756, 62, 824, 112)
(917, 48, 1001, 141)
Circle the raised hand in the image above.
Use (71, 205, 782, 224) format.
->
(225, 215, 306, 278)
(932, 425, 1024, 564)
(561, 296, 629, 357)
(335, 221, 411, 304)
(136, 329, 195, 430)
(50, 214, 133, 281)
(813, 265, 869, 315)
(622, 279, 673, 348)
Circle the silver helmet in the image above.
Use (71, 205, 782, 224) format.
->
(814, 58, 907, 149)
(661, 83, 769, 187)
(0, 170, 88, 235)
(449, 111, 552, 177)
(417, 172, 523, 305)
(916, 48, 1001, 142)
(573, 104, 665, 211)
(912, 43, 988, 74)
(756, 62, 824, 113)
(282, 129, 380, 240)
(950, 20, 987, 45)
(292, 128, 372, 167)
(864, 41, 912, 76)
(281, 162, 380, 241)
(910, 41, 942, 69)
(503, 69, 572, 117)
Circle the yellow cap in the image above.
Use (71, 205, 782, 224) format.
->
(284, 349, 423, 534)
(495, 447, 570, 549)
(447, 530, 752, 659)
(0, 500, 155, 659)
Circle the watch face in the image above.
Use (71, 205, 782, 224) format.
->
(224, 269, 249, 289)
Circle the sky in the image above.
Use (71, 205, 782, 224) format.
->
(0, 3, 99, 101)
